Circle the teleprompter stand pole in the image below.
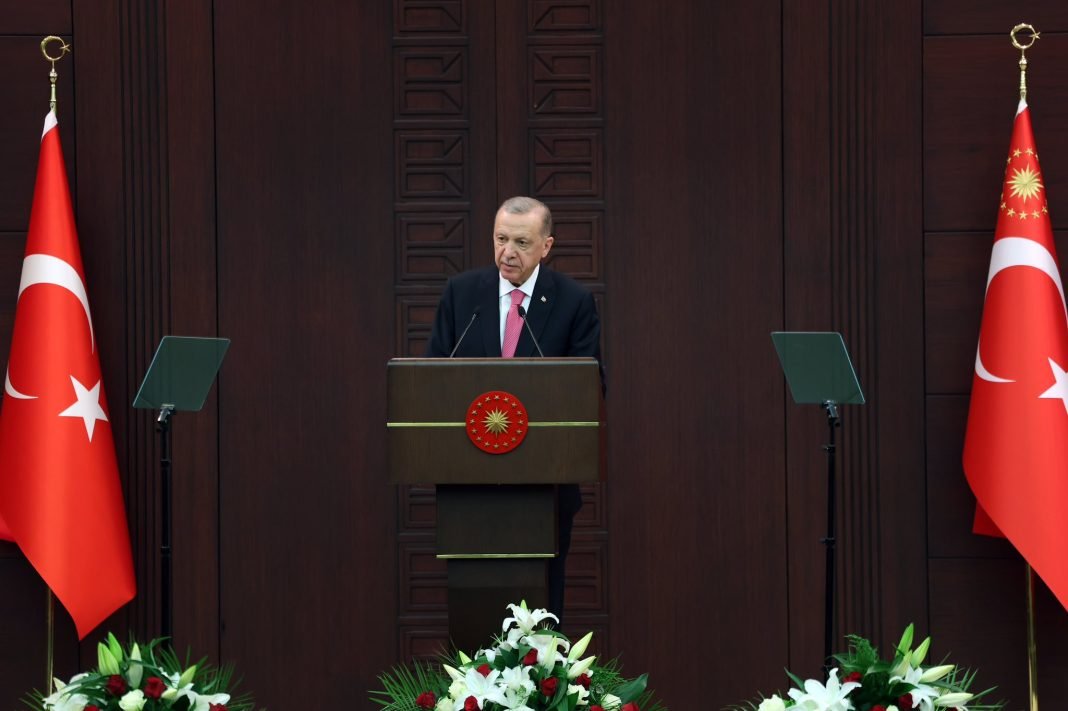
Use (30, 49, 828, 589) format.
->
(821, 400, 840, 673)
(158, 404, 175, 642)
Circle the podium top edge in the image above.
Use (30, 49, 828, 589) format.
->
(388, 357, 599, 366)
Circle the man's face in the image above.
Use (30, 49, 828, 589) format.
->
(493, 207, 554, 286)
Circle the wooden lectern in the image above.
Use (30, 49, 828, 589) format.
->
(387, 357, 604, 651)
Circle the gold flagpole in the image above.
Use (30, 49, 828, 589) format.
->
(1010, 23, 1040, 711)
(38, 34, 71, 696)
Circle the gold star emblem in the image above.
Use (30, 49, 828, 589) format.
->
(1020, 212, 1029, 220)
(1026, 147, 1034, 155)
(1007, 208, 1016, 217)
(1033, 211, 1040, 219)
(1013, 149, 1022, 158)
(1008, 165, 1044, 202)
(483, 408, 511, 434)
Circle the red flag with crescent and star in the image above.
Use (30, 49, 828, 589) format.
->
(0, 112, 135, 638)
(963, 98, 1068, 611)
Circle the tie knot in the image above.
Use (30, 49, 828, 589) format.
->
(510, 289, 525, 306)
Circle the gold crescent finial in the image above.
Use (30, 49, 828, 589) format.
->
(1010, 23, 1039, 102)
(40, 36, 71, 114)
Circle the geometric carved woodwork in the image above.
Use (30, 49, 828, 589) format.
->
(395, 48, 466, 117)
(543, 211, 602, 281)
(529, 0, 600, 33)
(395, 1, 464, 34)
(396, 295, 440, 357)
(396, 213, 468, 282)
(531, 48, 601, 115)
(396, 131, 467, 200)
(531, 129, 603, 198)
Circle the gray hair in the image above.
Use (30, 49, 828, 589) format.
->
(499, 196, 552, 237)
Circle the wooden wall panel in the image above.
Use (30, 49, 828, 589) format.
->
(923, 3, 1068, 707)
(605, 1, 788, 706)
(213, 1, 396, 706)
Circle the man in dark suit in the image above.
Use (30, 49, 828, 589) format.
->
(425, 195, 601, 622)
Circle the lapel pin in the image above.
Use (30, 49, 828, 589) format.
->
(540, 296, 547, 303)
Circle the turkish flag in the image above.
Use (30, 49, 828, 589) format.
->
(0, 112, 135, 638)
(963, 99, 1068, 611)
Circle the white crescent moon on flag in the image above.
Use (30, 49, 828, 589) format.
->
(976, 236, 1068, 383)
(4, 253, 95, 400)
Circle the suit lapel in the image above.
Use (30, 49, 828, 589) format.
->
(479, 269, 502, 356)
(517, 267, 556, 357)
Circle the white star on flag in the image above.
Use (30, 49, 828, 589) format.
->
(1039, 357, 1068, 415)
(58, 375, 109, 441)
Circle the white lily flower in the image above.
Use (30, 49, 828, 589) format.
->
(568, 656, 596, 679)
(568, 631, 593, 661)
(889, 666, 939, 711)
(435, 698, 452, 711)
(43, 687, 90, 711)
(118, 690, 147, 711)
(933, 692, 974, 707)
(503, 602, 559, 634)
(756, 697, 787, 711)
(448, 679, 466, 700)
(786, 667, 860, 711)
(568, 684, 590, 706)
(188, 692, 231, 711)
(600, 693, 623, 711)
(502, 685, 536, 711)
(526, 631, 569, 667)
(919, 664, 955, 683)
(499, 665, 535, 693)
(453, 668, 507, 711)
(498, 627, 526, 651)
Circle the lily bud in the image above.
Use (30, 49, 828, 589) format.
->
(161, 689, 178, 702)
(107, 632, 124, 663)
(568, 656, 596, 679)
(178, 664, 197, 688)
(98, 644, 121, 676)
(457, 651, 472, 665)
(569, 631, 594, 661)
(891, 650, 912, 678)
(896, 624, 915, 656)
(912, 636, 931, 666)
(919, 664, 954, 683)
(933, 692, 974, 706)
(443, 664, 465, 682)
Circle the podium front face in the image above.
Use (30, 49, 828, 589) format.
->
(386, 358, 604, 485)
(386, 357, 604, 644)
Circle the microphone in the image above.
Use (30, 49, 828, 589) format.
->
(516, 305, 545, 357)
(449, 306, 481, 357)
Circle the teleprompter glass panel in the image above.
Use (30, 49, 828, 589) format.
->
(133, 336, 230, 411)
(771, 331, 864, 405)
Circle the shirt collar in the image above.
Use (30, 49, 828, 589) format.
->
(499, 263, 540, 298)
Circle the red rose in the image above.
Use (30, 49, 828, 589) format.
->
(416, 691, 437, 709)
(898, 695, 915, 710)
(143, 676, 166, 699)
(540, 677, 558, 696)
(522, 649, 538, 666)
(477, 663, 492, 677)
(622, 703, 641, 711)
(85, 707, 100, 711)
(843, 671, 862, 684)
(209, 705, 228, 711)
(576, 673, 591, 689)
(105, 675, 127, 696)
(590, 707, 604, 711)
(870, 706, 886, 711)
(464, 695, 480, 711)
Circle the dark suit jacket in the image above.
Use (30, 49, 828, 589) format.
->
(425, 265, 601, 361)
(425, 265, 602, 516)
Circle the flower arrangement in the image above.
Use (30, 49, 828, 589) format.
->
(734, 624, 1003, 711)
(371, 601, 664, 711)
(32, 633, 257, 711)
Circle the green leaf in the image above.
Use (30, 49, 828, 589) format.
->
(612, 672, 648, 703)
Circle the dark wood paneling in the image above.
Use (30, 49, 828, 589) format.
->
(924, 1, 1068, 35)
(165, 0, 221, 662)
(924, 35, 1068, 233)
(0, 36, 75, 232)
(606, 1, 787, 707)
(0, 1, 71, 34)
(925, 394, 1016, 559)
(214, 1, 396, 706)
